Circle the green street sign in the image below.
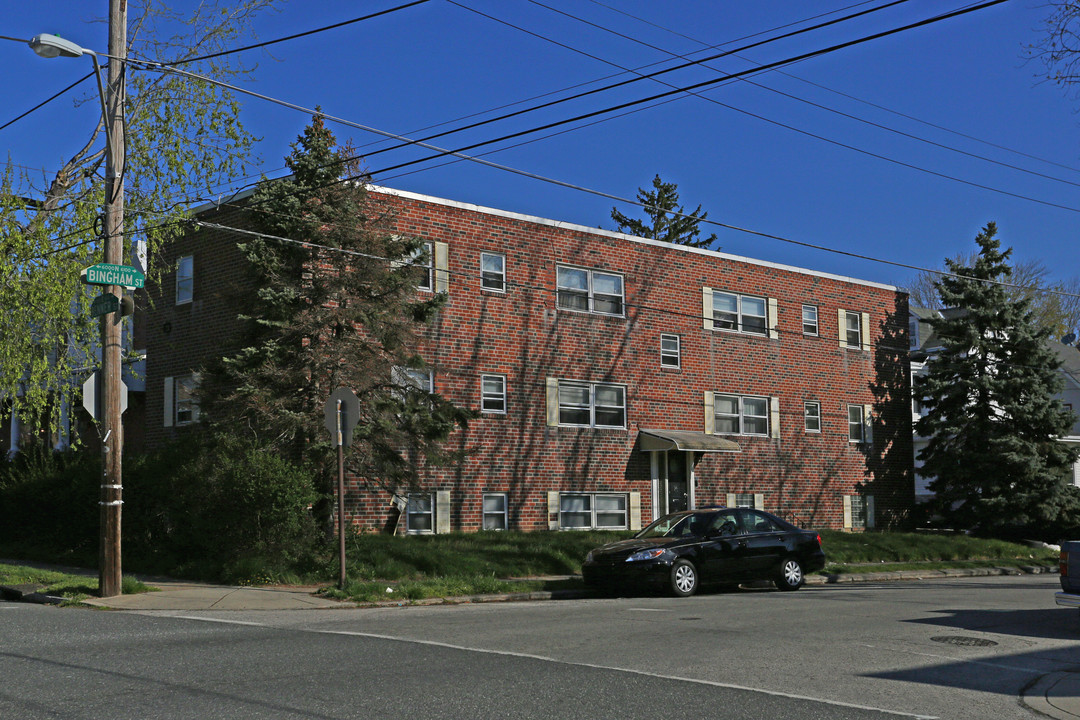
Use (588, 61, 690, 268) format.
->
(81, 263, 145, 289)
(90, 292, 120, 318)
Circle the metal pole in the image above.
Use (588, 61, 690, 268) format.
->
(99, 0, 127, 599)
(337, 400, 346, 589)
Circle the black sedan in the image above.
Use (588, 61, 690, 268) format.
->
(581, 508, 826, 597)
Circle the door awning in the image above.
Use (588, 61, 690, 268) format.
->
(638, 429, 741, 453)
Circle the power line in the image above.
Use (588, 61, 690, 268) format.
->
(36, 0, 1061, 299)
(346, 1, 891, 157)
(364, 0, 919, 163)
(114, 11, 1080, 301)
(577, 0, 1080, 176)
(445, 1, 1080, 213)
(119, 1, 904, 205)
(364, 1, 1010, 176)
(0, 71, 94, 132)
(522, 1, 1080, 191)
(159, 0, 433, 67)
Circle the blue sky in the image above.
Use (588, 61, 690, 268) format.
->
(3, 1, 1078, 288)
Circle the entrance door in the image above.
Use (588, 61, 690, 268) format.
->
(658, 451, 690, 515)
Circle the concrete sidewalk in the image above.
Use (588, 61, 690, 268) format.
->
(1024, 671, 1080, 720)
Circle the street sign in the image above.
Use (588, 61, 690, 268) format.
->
(323, 387, 360, 447)
(90, 292, 120, 317)
(82, 371, 128, 419)
(81, 263, 145, 289)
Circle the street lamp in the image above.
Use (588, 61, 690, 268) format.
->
(29, 33, 88, 59)
(29, 14, 127, 599)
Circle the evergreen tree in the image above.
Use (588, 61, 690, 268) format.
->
(200, 114, 472, 531)
(915, 223, 1079, 533)
(610, 175, 718, 249)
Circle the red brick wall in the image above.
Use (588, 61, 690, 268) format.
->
(144, 203, 254, 450)
(146, 188, 913, 532)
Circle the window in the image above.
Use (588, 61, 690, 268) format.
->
(559, 493, 627, 530)
(848, 405, 866, 443)
(804, 402, 821, 433)
(733, 493, 756, 508)
(744, 510, 782, 533)
(481, 374, 506, 414)
(660, 334, 681, 368)
(407, 494, 434, 533)
(176, 255, 193, 305)
(839, 310, 869, 350)
(482, 493, 508, 530)
(557, 381, 626, 428)
(726, 493, 765, 511)
(164, 374, 200, 426)
(556, 266, 624, 316)
(846, 312, 862, 348)
(481, 252, 505, 292)
(412, 242, 433, 291)
(844, 494, 875, 529)
(394, 366, 434, 393)
(802, 305, 819, 335)
(714, 394, 769, 436)
(909, 315, 920, 350)
(712, 291, 767, 335)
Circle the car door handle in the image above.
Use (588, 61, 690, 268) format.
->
(737, 541, 747, 548)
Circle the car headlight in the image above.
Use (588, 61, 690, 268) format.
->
(626, 548, 670, 562)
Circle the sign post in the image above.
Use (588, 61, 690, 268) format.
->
(323, 387, 359, 589)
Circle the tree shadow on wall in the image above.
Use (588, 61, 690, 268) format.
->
(865, 291, 915, 529)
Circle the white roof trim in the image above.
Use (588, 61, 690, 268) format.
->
(191, 181, 896, 292)
(373, 185, 898, 291)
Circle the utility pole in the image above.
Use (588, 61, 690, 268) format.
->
(99, 0, 128, 598)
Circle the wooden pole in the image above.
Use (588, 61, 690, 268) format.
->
(99, 0, 127, 598)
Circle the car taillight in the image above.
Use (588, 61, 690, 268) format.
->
(1062, 550, 1069, 577)
(816, 533, 822, 546)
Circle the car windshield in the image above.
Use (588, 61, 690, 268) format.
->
(637, 513, 709, 539)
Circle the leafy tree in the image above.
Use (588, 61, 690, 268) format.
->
(199, 114, 473, 534)
(914, 223, 1079, 533)
(901, 255, 1080, 341)
(610, 175, 718, 249)
(0, 0, 277, 442)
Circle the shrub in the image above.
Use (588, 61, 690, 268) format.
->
(0, 442, 100, 562)
(125, 433, 322, 576)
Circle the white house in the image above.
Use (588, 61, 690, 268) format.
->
(909, 307, 1080, 502)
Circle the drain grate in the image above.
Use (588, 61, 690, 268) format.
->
(931, 635, 998, 647)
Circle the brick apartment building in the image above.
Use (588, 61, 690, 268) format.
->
(145, 185, 914, 534)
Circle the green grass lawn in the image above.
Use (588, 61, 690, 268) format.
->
(318, 529, 1058, 603)
(1, 530, 1059, 605)
(0, 563, 155, 604)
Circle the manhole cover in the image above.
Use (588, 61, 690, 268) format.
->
(930, 635, 998, 647)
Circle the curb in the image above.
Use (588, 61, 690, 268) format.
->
(1, 564, 1059, 609)
(355, 564, 1059, 607)
(0, 584, 68, 606)
(805, 564, 1057, 585)
(1022, 670, 1080, 720)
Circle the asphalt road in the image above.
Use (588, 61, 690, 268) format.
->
(2, 574, 1078, 719)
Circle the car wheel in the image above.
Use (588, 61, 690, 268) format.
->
(776, 557, 804, 591)
(670, 559, 698, 597)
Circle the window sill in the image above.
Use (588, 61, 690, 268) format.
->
(710, 328, 771, 340)
(556, 307, 626, 320)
